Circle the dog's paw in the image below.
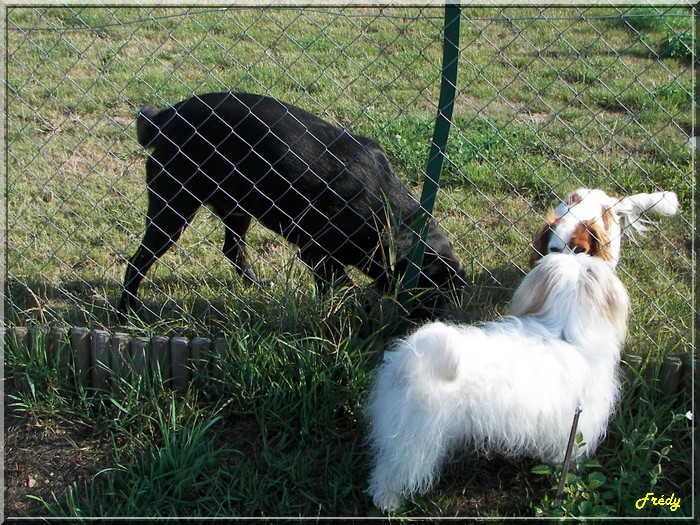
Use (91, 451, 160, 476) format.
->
(370, 488, 403, 514)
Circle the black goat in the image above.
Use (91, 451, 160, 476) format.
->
(119, 92, 464, 316)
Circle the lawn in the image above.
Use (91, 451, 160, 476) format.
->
(4, 5, 695, 519)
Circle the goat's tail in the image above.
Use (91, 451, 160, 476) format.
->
(614, 191, 680, 233)
(136, 104, 161, 148)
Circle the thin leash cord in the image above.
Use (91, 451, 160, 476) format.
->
(555, 405, 582, 507)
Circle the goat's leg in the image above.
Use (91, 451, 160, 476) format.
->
(221, 211, 261, 285)
(119, 187, 200, 316)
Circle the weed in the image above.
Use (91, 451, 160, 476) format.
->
(529, 367, 693, 519)
(661, 33, 696, 61)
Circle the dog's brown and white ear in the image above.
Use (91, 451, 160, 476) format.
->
(514, 253, 630, 345)
(510, 254, 570, 320)
(603, 266, 630, 342)
(580, 257, 630, 342)
(530, 221, 553, 267)
(571, 221, 615, 263)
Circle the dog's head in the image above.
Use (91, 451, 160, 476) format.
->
(510, 253, 629, 347)
(531, 188, 680, 269)
(530, 189, 620, 267)
(531, 216, 615, 265)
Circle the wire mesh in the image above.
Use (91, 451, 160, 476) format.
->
(5, 6, 695, 356)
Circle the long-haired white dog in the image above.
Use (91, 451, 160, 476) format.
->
(366, 253, 630, 512)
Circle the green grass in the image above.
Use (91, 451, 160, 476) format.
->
(5, 5, 694, 519)
(535, 384, 692, 518)
(5, 313, 693, 517)
(6, 312, 381, 517)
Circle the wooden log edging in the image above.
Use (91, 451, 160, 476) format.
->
(5, 326, 694, 397)
(7, 326, 230, 394)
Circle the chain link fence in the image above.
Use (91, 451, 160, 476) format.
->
(5, 5, 695, 357)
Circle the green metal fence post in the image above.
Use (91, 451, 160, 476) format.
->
(401, 3, 461, 307)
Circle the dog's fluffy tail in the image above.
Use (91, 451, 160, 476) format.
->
(406, 322, 462, 384)
(614, 191, 679, 233)
(367, 322, 464, 511)
(136, 104, 161, 148)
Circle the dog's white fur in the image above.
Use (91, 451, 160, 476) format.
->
(366, 254, 630, 512)
(532, 188, 679, 267)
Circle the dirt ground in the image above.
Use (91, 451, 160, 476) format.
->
(3, 378, 109, 518)
(3, 374, 548, 518)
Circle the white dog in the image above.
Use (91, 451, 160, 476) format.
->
(366, 253, 630, 512)
(531, 188, 679, 267)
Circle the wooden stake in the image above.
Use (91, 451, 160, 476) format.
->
(130, 336, 149, 380)
(170, 336, 190, 394)
(91, 329, 111, 390)
(190, 337, 210, 389)
(70, 327, 90, 387)
(151, 335, 171, 381)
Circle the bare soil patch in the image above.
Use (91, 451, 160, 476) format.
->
(4, 380, 110, 517)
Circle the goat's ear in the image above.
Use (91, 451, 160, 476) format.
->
(531, 222, 552, 267)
